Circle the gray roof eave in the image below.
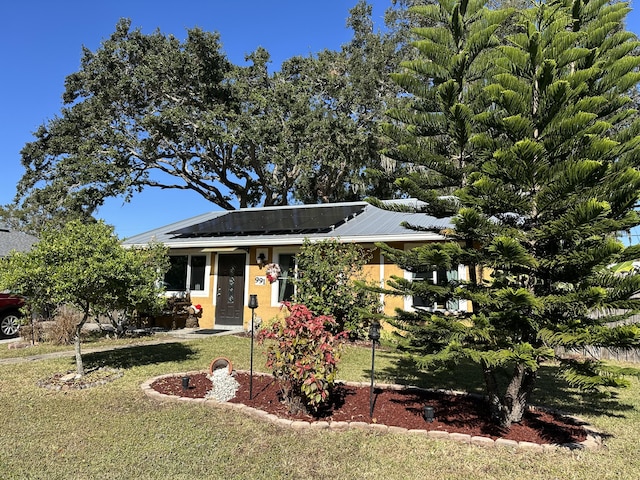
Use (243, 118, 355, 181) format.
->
(123, 232, 447, 249)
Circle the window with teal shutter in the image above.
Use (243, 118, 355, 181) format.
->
(411, 267, 459, 311)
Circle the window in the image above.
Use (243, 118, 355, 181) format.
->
(164, 254, 207, 292)
(189, 255, 206, 291)
(408, 267, 460, 311)
(165, 256, 188, 290)
(277, 254, 296, 302)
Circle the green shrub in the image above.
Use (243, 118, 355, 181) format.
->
(294, 238, 381, 339)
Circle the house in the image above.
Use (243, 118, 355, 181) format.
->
(123, 200, 466, 331)
(0, 225, 38, 258)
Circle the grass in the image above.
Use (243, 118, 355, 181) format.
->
(0, 331, 178, 360)
(1, 334, 640, 479)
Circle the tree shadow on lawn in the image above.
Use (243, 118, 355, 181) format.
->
(373, 353, 486, 394)
(373, 353, 636, 420)
(83, 342, 198, 370)
(534, 368, 636, 419)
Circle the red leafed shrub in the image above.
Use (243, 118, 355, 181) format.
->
(257, 303, 347, 415)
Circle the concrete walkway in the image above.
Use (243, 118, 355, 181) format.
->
(0, 328, 238, 366)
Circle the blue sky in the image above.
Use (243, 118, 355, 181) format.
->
(1, 1, 639, 239)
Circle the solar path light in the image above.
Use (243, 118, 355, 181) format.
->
(423, 405, 435, 423)
(248, 294, 259, 399)
(368, 320, 381, 418)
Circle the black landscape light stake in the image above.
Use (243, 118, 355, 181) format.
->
(181, 376, 190, 390)
(248, 294, 259, 400)
(368, 319, 381, 418)
(423, 405, 435, 423)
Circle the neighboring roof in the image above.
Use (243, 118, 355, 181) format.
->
(0, 225, 38, 257)
(123, 200, 453, 248)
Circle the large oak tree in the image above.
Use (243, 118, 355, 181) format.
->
(6, 2, 403, 234)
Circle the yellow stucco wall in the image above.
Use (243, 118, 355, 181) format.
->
(244, 248, 282, 328)
(187, 250, 215, 329)
(166, 242, 470, 331)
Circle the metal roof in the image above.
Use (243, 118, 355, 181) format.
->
(122, 200, 453, 248)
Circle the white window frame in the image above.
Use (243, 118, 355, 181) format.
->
(403, 263, 467, 312)
(270, 248, 299, 307)
(164, 250, 211, 298)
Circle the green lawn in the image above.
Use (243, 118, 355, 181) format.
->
(0, 331, 179, 360)
(1, 335, 639, 479)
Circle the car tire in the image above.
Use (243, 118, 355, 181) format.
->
(0, 312, 20, 338)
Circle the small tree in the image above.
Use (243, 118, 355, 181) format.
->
(257, 303, 347, 415)
(0, 220, 168, 376)
(294, 238, 381, 338)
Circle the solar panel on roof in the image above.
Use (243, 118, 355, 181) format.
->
(169, 204, 365, 238)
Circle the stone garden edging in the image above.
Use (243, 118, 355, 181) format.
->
(141, 370, 603, 453)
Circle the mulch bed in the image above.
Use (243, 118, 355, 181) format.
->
(150, 371, 589, 445)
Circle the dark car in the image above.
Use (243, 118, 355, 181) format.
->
(0, 293, 25, 338)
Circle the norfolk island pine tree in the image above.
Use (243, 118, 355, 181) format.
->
(373, 0, 640, 428)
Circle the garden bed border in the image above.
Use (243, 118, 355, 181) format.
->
(141, 370, 603, 452)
